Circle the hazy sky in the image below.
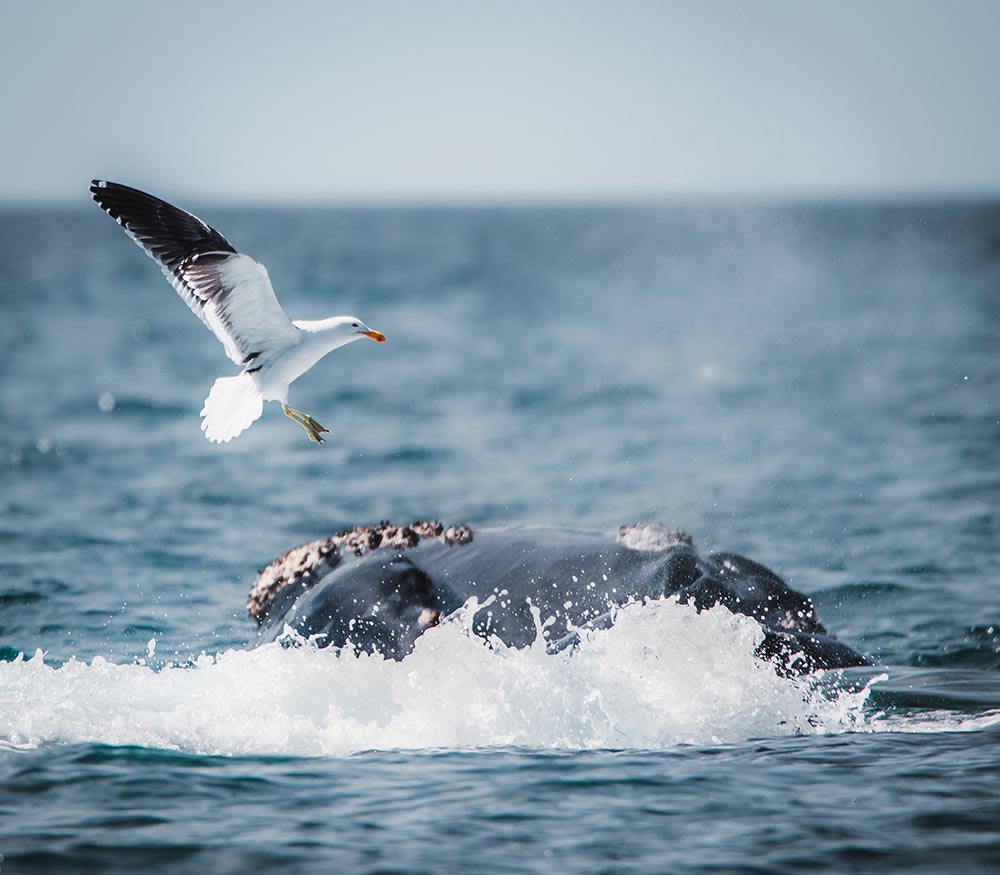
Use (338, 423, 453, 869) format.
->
(3, 0, 999, 203)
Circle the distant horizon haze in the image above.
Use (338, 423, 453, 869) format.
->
(2, 0, 999, 204)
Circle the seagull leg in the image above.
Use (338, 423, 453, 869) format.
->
(284, 405, 325, 444)
(283, 404, 330, 444)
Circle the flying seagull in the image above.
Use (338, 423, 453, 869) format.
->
(89, 180, 386, 444)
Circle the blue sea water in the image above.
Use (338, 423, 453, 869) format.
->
(1, 201, 999, 873)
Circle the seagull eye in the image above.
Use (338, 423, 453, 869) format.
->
(351, 323, 359, 328)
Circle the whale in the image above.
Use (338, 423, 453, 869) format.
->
(248, 521, 869, 674)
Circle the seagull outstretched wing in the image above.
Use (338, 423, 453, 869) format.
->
(90, 180, 300, 366)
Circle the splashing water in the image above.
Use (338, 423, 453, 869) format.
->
(0, 598, 889, 756)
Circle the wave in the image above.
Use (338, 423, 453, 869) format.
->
(0, 598, 991, 758)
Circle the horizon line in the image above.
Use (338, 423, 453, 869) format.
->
(3, 185, 1000, 211)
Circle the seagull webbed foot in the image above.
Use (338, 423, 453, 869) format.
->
(283, 405, 330, 445)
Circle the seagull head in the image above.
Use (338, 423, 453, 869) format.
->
(304, 316, 386, 353)
(338, 317, 386, 344)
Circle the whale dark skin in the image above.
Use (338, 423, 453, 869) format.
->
(249, 522, 869, 675)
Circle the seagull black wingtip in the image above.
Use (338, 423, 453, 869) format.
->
(89, 180, 113, 210)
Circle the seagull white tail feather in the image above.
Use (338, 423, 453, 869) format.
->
(200, 373, 263, 443)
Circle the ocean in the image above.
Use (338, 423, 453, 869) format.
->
(1, 200, 998, 873)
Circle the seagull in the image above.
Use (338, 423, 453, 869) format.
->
(90, 180, 386, 444)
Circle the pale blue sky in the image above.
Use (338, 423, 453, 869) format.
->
(2, 0, 999, 203)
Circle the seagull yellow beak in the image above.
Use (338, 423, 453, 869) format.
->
(362, 330, 386, 343)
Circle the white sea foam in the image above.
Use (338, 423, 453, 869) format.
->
(0, 597, 971, 757)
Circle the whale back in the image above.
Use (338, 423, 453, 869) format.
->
(250, 523, 870, 673)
